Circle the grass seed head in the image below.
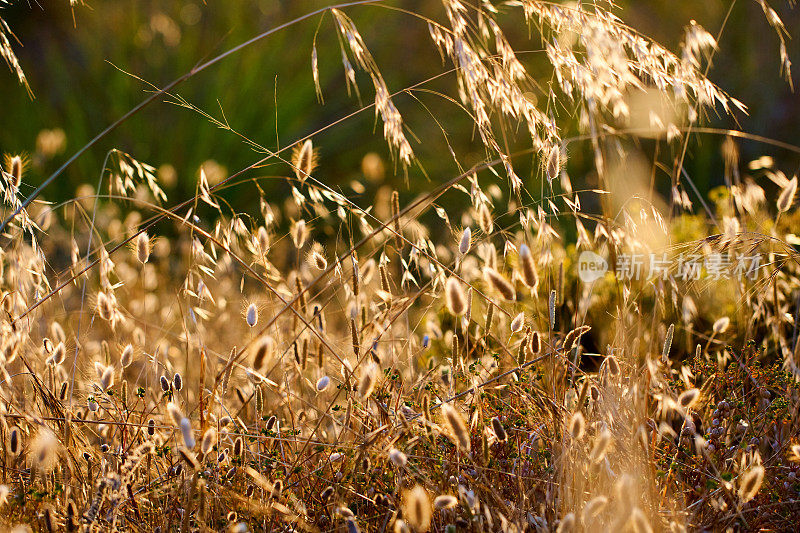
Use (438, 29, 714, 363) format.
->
(445, 276, 467, 316)
(403, 485, 431, 532)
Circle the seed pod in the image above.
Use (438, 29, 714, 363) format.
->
(548, 290, 557, 329)
(233, 437, 243, 457)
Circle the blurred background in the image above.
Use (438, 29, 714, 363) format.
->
(0, 1, 798, 217)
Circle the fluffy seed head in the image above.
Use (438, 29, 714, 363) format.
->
(678, 388, 700, 409)
(445, 277, 466, 316)
(100, 365, 115, 390)
(180, 418, 195, 449)
(52, 342, 66, 366)
(316, 375, 330, 392)
(518, 244, 538, 289)
(201, 428, 217, 454)
(556, 512, 575, 533)
(529, 331, 541, 354)
(442, 404, 470, 451)
(568, 411, 585, 440)
(9, 155, 22, 188)
(358, 362, 379, 398)
(459, 228, 471, 255)
(739, 465, 765, 503)
(589, 428, 613, 463)
(30, 428, 59, 472)
(167, 402, 183, 425)
(8, 427, 21, 455)
(778, 176, 797, 212)
(292, 220, 307, 249)
(173, 372, 183, 392)
(478, 204, 493, 233)
(120, 344, 133, 368)
(491, 416, 507, 442)
(292, 139, 317, 183)
(712, 316, 730, 334)
(403, 485, 431, 532)
(483, 267, 515, 300)
(246, 303, 258, 327)
(136, 232, 150, 264)
(510, 312, 524, 333)
(388, 448, 407, 467)
(433, 494, 458, 510)
(582, 496, 608, 524)
(546, 145, 561, 182)
(310, 249, 327, 270)
(563, 325, 591, 351)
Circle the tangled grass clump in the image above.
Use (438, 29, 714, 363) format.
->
(1, 1, 800, 531)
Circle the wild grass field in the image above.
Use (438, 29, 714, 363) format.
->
(1, 1, 800, 531)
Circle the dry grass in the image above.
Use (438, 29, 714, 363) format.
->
(1, 1, 800, 531)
